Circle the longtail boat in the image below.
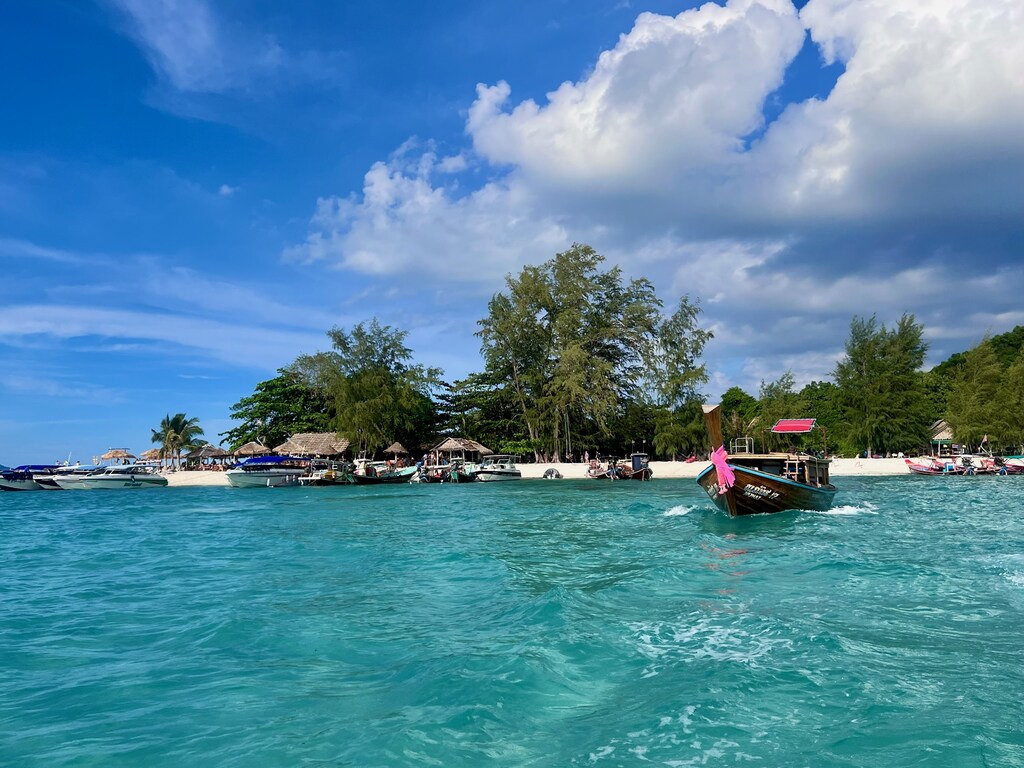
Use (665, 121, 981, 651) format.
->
(696, 405, 837, 516)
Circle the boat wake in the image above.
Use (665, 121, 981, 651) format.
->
(663, 504, 696, 517)
(806, 501, 879, 516)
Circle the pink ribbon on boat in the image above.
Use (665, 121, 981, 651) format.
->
(711, 445, 735, 491)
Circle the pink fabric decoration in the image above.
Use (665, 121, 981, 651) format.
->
(711, 446, 735, 491)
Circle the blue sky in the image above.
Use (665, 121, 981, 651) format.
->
(2, 0, 1022, 465)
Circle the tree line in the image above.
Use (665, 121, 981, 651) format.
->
(217, 244, 1024, 460)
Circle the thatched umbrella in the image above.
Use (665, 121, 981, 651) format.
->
(431, 437, 492, 455)
(385, 441, 408, 456)
(140, 448, 162, 461)
(234, 441, 270, 457)
(101, 448, 136, 462)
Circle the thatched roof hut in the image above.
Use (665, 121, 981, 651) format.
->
(140, 448, 163, 461)
(385, 441, 409, 455)
(274, 432, 350, 457)
(431, 437, 492, 456)
(186, 443, 230, 460)
(234, 441, 271, 457)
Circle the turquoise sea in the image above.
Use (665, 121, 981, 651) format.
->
(2, 478, 1023, 767)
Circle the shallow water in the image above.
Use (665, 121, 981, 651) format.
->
(2, 477, 1023, 766)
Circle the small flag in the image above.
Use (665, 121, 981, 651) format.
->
(981, 434, 989, 445)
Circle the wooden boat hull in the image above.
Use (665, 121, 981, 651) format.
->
(697, 464, 837, 516)
(619, 467, 653, 481)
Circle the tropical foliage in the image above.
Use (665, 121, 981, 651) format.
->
(218, 240, 1024, 462)
(477, 243, 712, 460)
(290, 319, 442, 455)
(151, 413, 205, 469)
(220, 370, 332, 450)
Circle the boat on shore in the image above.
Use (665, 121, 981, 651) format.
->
(475, 454, 521, 482)
(226, 456, 309, 488)
(696, 405, 837, 516)
(79, 464, 168, 489)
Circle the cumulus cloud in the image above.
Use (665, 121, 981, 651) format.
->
(285, 0, 1024, 390)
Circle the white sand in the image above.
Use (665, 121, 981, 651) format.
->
(163, 456, 911, 487)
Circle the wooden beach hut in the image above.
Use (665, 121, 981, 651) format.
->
(184, 443, 231, 470)
(233, 441, 271, 458)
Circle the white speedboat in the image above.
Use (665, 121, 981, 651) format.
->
(78, 464, 168, 489)
(50, 465, 103, 490)
(0, 465, 61, 491)
(226, 456, 309, 488)
(475, 455, 522, 481)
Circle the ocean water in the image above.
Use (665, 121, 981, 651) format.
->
(2, 477, 1023, 767)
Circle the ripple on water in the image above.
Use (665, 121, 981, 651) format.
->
(1, 478, 1023, 766)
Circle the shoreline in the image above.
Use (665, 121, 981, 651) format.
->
(162, 457, 913, 487)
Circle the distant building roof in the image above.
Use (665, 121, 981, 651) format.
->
(431, 437, 493, 455)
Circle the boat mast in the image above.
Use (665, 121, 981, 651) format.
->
(702, 404, 737, 517)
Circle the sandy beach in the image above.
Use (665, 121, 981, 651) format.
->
(162, 457, 912, 487)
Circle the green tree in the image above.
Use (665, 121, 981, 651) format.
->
(1001, 353, 1024, 453)
(719, 386, 758, 447)
(833, 314, 930, 456)
(291, 319, 442, 455)
(151, 413, 204, 469)
(478, 243, 710, 461)
(756, 372, 805, 452)
(945, 340, 1006, 450)
(220, 370, 332, 450)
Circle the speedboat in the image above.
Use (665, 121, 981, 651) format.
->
(78, 464, 168, 489)
(475, 455, 522, 481)
(50, 465, 103, 490)
(0, 465, 61, 491)
(226, 455, 309, 488)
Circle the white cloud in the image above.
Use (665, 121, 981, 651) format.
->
(0, 304, 327, 369)
(218, 184, 238, 197)
(104, 0, 339, 95)
(285, 0, 1024, 388)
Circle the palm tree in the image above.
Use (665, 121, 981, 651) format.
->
(151, 413, 205, 470)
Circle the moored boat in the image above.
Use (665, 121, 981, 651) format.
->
(298, 459, 353, 486)
(0, 465, 61, 491)
(78, 464, 168, 489)
(618, 453, 653, 481)
(474, 454, 521, 482)
(226, 456, 309, 488)
(696, 405, 837, 516)
(352, 460, 418, 485)
(50, 465, 103, 490)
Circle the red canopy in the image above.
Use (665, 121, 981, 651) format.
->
(771, 418, 817, 434)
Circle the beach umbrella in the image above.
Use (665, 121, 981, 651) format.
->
(385, 441, 408, 456)
(234, 441, 271, 457)
(139, 448, 162, 461)
(431, 437, 492, 456)
(101, 448, 136, 461)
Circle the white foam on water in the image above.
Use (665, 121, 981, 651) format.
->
(663, 505, 695, 517)
(1004, 571, 1024, 588)
(806, 501, 879, 516)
